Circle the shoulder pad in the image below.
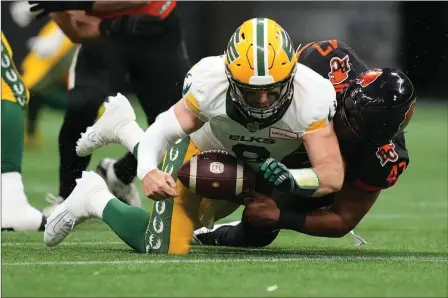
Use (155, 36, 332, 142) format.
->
(292, 64, 337, 135)
(182, 56, 227, 121)
(297, 40, 369, 92)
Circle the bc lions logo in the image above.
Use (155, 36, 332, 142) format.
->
(328, 55, 351, 85)
(376, 142, 399, 167)
(356, 69, 383, 87)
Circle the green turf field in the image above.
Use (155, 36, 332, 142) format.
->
(2, 102, 448, 297)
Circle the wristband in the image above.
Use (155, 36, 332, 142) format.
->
(289, 168, 320, 197)
(277, 210, 306, 232)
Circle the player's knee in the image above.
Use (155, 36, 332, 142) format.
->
(328, 222, 357, 238)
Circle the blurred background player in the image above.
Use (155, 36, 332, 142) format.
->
(192, 41, 416, 248)
(8, 1, 75, 149)
(1, 32, 46, 231)
(28, 1, 191, 216)
(21, 20, 75, 149)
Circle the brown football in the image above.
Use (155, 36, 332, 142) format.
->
(177, 150, 256, 199)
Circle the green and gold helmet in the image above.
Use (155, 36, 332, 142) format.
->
(224, 18, 297, 127)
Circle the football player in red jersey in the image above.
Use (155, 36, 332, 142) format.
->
(193, 41, 417, 247)
(29, 1, 191, 216)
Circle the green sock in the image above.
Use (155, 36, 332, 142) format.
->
(1, 100, 24, 173)
(102, 198, 150, 253)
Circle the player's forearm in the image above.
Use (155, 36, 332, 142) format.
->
(303, 209, 353, 237)
(286, 161, 343, 198)
(310, 161, 344, 197)
(91, 1, 149, 14)
(137, 101, 203, 180)
(279, 183, 378, 237)
(137, 108, 187, 180)
(50, 12, 100, 43)
(301, 123, 345, 197)
(279, 209, 352, 238)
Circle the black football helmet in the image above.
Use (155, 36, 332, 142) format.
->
(333, 68, 416, 146)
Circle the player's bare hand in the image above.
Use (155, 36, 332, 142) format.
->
(243, 193, 280, 227)
(142, 169, 178, 200)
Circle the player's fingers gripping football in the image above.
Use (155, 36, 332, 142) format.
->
(162, 173, 178, 197)
(142, 170, 177, 200)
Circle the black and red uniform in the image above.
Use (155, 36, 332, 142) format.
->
(195, 40, 411, 248)
(59, 1, 191, 199)
(288, 40, 410, 201)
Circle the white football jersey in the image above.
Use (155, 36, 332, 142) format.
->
(184, 56, 336, 170)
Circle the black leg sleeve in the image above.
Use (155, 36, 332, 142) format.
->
(58, 87, 106, 199)
(197, 220, 280, 248)
(113, 15, 191, 184)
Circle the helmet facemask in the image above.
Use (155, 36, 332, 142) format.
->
(226, 66, 296, 126)
(223, 18, 298, 129)
(334, 92, 363, 149)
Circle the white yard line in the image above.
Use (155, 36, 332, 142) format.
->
(1, 241, 123, 247)
(2, 256, 447, 266)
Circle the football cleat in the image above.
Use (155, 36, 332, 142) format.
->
(76, 93, 136, 157)
(96, 158, 141, 208)
(191, 221, 241, 245)
(1, 172, 46, 231)
(44, 171, 110, 247)
(1, 203, 46, 232)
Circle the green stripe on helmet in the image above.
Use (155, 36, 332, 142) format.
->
(281, 30, 294, 62)
(235, 27, 241, 44)
(227, 27, 241, 64)
(256, 18, 266, 76)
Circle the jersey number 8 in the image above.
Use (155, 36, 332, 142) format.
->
(232, 144, 271, 163)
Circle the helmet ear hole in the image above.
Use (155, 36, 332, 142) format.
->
(241, 32, 245, 40)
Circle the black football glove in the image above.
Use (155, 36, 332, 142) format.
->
(29, 1, 94, 18)
(99, 14, 165, 40)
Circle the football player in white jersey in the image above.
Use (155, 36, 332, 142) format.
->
(43, 18, 344, 254)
